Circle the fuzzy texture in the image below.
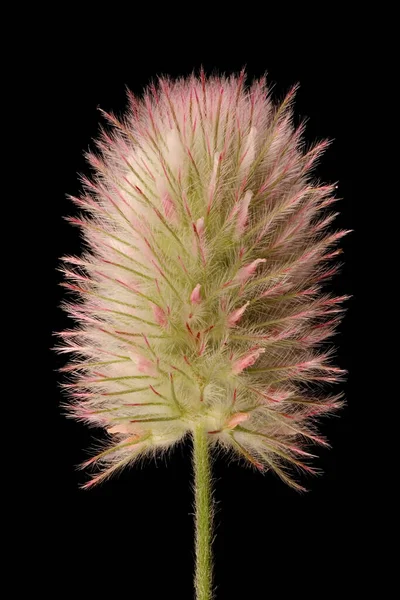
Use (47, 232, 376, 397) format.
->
(192, 425, 214, 600)
(58, 70, 348, 491)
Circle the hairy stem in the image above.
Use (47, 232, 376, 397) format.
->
(192, 425, 214, 600)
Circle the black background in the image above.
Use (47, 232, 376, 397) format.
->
(40, 19, 369, 599)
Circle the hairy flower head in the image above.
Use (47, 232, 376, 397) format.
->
(58, 71, 348, 491)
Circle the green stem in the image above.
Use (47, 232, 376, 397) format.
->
(192, 425, 214, 600)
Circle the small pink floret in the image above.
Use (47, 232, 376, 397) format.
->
(227, 302, 249, 327)
(235, 259, 266, 283)
(232, 348, 265, 373)
(190, 283, 202, 304)
(226, 412, 249, 429)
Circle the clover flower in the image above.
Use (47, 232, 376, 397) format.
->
(58, 70, 348, 599)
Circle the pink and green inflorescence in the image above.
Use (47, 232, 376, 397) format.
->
(58, 71, 348, 491)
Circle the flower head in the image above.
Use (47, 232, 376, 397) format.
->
(59, 71, 348, 490)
